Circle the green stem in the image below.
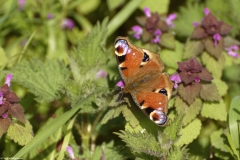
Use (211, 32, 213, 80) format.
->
(17, 30, 37, 64)
(107, 0, 144, 37)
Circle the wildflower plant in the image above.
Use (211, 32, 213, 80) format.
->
(0, 0, 240, 160)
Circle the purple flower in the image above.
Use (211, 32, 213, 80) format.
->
(66, 146, 75, 159)
(101, 147, 105, 160)
(204, 8, 210, 15)
(5, 74, 12, 87)
(96, 70, 108, 79)
(213, 33, 221, 47)
(2, 113, 8, 119)
(62, 18, 75, 30)
(143, 7, 151, 18)
(153, 36, 160, 44)
(165, 13, 177, 28)
(0, 92, 3, 105)
(170, 74, 181, 88)
(225, 45, 239, 58)
(195, 77, 200, 83)
(47, 14, 54, 19)
(18, 0, 26, 10)
(116, 80, 125, 89)
(192, 22, 199, 27)
(132, 25, 143, 39)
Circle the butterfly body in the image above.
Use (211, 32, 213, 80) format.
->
(115, 37, 173, 126)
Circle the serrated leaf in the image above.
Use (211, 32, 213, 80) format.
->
(200, 83, 221, 101)
(9, 104, 26, 124)
(11, 59, 69, 103)
(122, 105, 139, 128)
(211, 129, 228, 152)
(178, 82, 201, 105)
(101, 107, 123, 124)
(183, 39, 204, 59)
(175, 119, 201, 146)
(160, 41, 183, 69)
(164, 113, 184, 141)
(201, 52, 225, 79)
(175, 97, 202, 126)
(7, 120, 33, 146)
(213, 79, 228, 96)
(115, 130, 163, 158)
(168, 146, 189, 160)
(160, 33, 175, 49)
(0, 118, 11, 138)
(201, 100, 227, 121)
(205, 38, 224, 59)
(174, 3, 204, 37)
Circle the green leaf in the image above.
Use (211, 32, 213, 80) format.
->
(229, 96, 240, 156)
(14, 91, 97, 157)
(163, 112, 184, 141)
(11, 59, 69, 103)
(212, 79, 228, 96)
(211, 129, 228, 152)
(174, 2, 204, 37)
(160, 33, 175, 50)
(115, 130, 164, 158)
(175, 97, 202, 126)
(201, 100, 227, 121)
(168, 146, 189, 160)
(183, 39, 204, 59)
(7, 120, 33, 146)
(225, 133, 240, 160)
(175, 118, 201, 146)
(122, 105, 139, 128)
(201, 52, 225, 79)
(199, 83, 221, 101)
(101, 107, 123, 124)
(139, 0, 170, 14)
(160, 41, 183, 69)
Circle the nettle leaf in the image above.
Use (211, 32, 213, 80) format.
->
(160, 41, 183, 69)
(175, 97, 202, 126)
(115, 130, 164, 158)
(122, 105, 139, 128)
(183, 39, 204, 59)
(168, 146, 189, 160)
(178, 82, 201, 105)
(200, 83, 221, 101)
(0, 118, 11, 138)
(163, 113, 184, 141)
(201, 100, 227, 121)
(211, 129, 228, 152)
(201, 51, 225, 79)
(160, 33, 175, 50)
(101, 107, 123, 124)
(11, 59, 69, 103)
(213, 79, 228, 96)
(7, 120, 33, 146)
(175, 118, 202, 147)
(9, 104, 26, 124)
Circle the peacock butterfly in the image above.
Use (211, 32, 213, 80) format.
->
(115, 36, 173, 126)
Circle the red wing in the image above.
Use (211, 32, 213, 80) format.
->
(114, 37, 164, 81)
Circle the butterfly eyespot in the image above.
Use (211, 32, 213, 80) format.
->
(142, 52, 150, 62)
(115, 39, 129, 56)
(150, 110, 167, 125)
(159, 88, 167, 96)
